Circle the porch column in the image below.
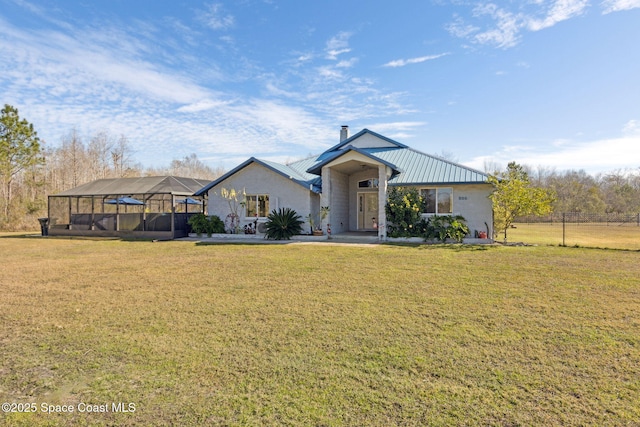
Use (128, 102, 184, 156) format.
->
(378, 164, 387, 241)
(321, 166, 331, 234)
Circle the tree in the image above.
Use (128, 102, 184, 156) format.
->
(488, 162, 555, 242)
(168, 153, 224, 180)
(547, 169, 605, 213)
(0, 105, 44, 222)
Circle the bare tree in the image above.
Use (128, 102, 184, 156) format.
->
(167, 153, 224, 180)
(60, 128, 87, 188)
(111, 135, 139, 177)
(88, 131, 115, 180)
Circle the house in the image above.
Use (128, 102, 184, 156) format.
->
(47, 176, 209, 239)
(195, 127, 493, 240)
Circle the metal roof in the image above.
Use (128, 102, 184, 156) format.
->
(371, 147, 489, 184)
(53, 176, 211, 197)
(194, 129, 489, 196)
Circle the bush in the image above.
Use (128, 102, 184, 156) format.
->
(424, 215, 470, 243)
(187, 214, 225, 237)
(385, 187, 427, 237)
(264, 208, 303, 240)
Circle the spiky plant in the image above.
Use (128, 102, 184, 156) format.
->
(264, 207, 303, 240)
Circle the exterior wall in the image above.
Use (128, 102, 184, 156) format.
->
(329, 170, 349, 234)
(393, 183, 493, 237)
(449, 183, 494, 237)
(206, 162, 317, 233)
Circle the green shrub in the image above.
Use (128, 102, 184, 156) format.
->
(187, 214, 225, 237)
(264, 208, 303, 240)
(209, 215, 225, 234)
(385, 187, 427, 237)
(425, 215, 470, 243)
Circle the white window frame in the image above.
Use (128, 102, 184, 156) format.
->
(420, 187, 453, 215)
(358, 178, 379, 189)
(244, 194, 270, 219)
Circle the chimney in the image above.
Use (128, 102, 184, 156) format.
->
(340, 125, 349, 142)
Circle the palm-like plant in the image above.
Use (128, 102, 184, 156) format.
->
(264, 207, 303, 240)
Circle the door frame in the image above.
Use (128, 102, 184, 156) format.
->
(357, 192, 379, 231)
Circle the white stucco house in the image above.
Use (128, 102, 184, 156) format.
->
(195, 127, 493, 241)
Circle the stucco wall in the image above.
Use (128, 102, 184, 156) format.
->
(206, 162, 317, 233)
(448, 184, 493, 237)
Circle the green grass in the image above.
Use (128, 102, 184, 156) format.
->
(508, 222, 640, 250)
(1, 235, 639, 426)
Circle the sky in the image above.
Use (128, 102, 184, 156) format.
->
(1, 0, 639, 175)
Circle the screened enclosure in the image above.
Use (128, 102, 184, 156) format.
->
(47, 176, 209, 239)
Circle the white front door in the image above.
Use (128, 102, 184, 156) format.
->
(357, 192, 378, 230)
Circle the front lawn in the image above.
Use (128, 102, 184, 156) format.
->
(1, 236, 638, 426)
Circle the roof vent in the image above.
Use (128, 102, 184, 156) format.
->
(340, 125, 349, 142)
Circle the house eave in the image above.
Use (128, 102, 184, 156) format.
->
(306, 146, 401, 176)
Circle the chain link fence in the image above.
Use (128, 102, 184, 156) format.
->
(510, 213, 640, 250)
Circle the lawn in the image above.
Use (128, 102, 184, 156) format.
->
(508, 222, 640, 250)
(1, 235, 639, 426)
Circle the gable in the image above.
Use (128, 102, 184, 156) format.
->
(343, 132, 398, 150)
(324, 128, 407, 153)
(195, 157, 320, 196)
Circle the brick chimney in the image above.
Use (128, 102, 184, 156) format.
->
(340, 125, 349, 142)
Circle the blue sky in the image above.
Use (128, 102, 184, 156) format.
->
(1, 0, 639, 175)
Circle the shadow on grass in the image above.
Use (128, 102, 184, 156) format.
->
(195, 240, 296, 246)
(382, 242, 495, 251)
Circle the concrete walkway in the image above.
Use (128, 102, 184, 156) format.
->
(178, 231, 381, 245)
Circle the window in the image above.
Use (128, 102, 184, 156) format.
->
(420, 188, 452, 214)
(358, 178, 379, 188)
(245, 195, 269, 217)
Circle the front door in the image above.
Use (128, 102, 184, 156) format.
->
(357, 192, 378, 230)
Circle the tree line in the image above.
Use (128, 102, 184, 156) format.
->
(520, 166, 640, 214)
(0, 105, 224, 230)
(2, 104, 639, 231)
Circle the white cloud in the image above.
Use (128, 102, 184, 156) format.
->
(527, 0, 588, 31)
(447, 0, 590, 48)
(622, 119, 640, 135)
(325, 31, 352, 59)
(177, 99, 231, 113)
(602, 0, 640, 13)
(464, 125, 640, 174)
(471, 3, 523, 48)
(0, 7, 420, 170)
(445, 15, 479, 38)
(200, 3, 235, 30)
(336, 58, 358, 68)
(382, 53, 449, 68)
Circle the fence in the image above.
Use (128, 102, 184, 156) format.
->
(510, 213, 640, 250)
